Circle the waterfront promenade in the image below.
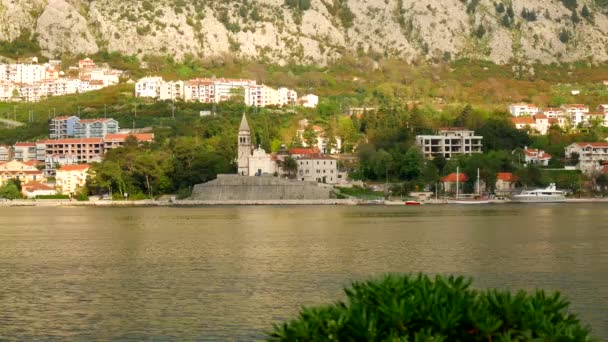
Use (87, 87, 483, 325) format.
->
(2, 198, 608, 207)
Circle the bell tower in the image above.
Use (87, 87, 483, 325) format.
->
(237, 113, 252, 176)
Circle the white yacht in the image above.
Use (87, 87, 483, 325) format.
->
(512, 183, 566, 203)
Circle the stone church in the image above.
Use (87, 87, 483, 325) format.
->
(237, 114, 277, 176)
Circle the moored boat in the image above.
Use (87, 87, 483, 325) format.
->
(512, 183, 566, 203)
(405, 201, 422, 205)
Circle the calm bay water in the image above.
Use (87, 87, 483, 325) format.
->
(0, 204, 607, 340)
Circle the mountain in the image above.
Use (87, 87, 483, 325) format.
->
(1, 0, 608, 65)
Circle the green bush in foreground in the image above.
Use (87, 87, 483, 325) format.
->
(269, 274, 594, 341)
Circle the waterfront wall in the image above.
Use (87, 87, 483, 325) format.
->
(190, 174, 333, 201)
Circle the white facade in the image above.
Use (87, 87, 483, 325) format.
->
(278, 87, 297, 106)
(524, 147, 552, 166)
(561, 104, 590, 126)
(299, 94, 319, 108)
(509, 103, 539, 117)
(416, 129, 483, 159)
(296, 156, 345, 184)
(135, 77, 163, 98)
(0, 59, 122, 102)
(512, 114, 550, 135)
(565, 142, 608, 175)
(159, 81, 184, 101)
(248, 146, 277, 176)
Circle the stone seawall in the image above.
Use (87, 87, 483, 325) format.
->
(190, 175, 332, 201)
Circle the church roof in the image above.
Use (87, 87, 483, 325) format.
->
(239, 113, 250, 131)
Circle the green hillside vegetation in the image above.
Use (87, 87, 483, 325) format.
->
(2, 53, 608, 198)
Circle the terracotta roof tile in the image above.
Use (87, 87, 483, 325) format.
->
(289, 148, 320, 155)
(512, 117, 534, 124)
(58, 164, 90, 172)
(441, 173, 468, 182)
(497, 172, 519, 182)
(103, 133, 154, 142)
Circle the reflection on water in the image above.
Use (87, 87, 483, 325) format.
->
(0, 205, 607, 340)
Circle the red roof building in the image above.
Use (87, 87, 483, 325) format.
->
(496, 172, 519, 182)
(58, 164, 90, 172)
(441, 173, 468, 193)
(441, 173, 468, 183)
(289, 148, 321, 157)
(103, 133, 155, 152)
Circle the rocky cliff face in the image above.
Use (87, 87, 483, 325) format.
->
(1, 0, 607, 64)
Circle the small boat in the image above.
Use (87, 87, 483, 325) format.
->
(405, 201, 422, 206)
(512, 183, 566, 203)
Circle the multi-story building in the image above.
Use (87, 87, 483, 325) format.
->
(183, 78, 216, 102)
(40, 138, 104, 163)
(561, 104, 590, 126)
(542, 107, 565, 118)
(13, 142, 37, 161)
(49, 116, 80, 139)
(278, 87, 297, 106)
(159, 80, 184, 101)
(511, 114, 550, 134)
(44, 154, 79, 176)
(78, 58, 96, 69)
(416, 129, 483, 160)
(137, 76, 300, 108)
(0, 160, 45, 186)
(0, 80, 16, 101)
(55, 164, 90, 195)
(296, 155, 346, 184)
(0, 59, 119, 103)
(524, 147, 552, 166)
(74, 118, 119, 138)
(509, 103, 539, 117)
(103, 133, 154, 152)
(565, 142, 608, 175)
(213, 78, 257, 102)
(583, 112, 608, 127)
(0, 145, 11, 162)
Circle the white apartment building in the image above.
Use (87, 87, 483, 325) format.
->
(0, 59, 121, 102)
(74, 118, 120, 138)
(159, 80, 184, 101)
(136, 76, 306, 107)
(278, 87, 298, 106)
(13, 142, 38, 161)
(183, 78, 215, 102)
(0, 145, 11, 162)
(135, 76, 163, 98)
(509, 103, 540, 117)
(565, 142, 608, 175)
(0, 80, 15, 101)
(541, 107, 564, 118)
(561, 104, 589, 126)
(416, 129, 483, 159)
(213, 78, 257, 102)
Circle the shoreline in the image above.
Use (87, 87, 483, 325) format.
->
(2, 198, 608, 207)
